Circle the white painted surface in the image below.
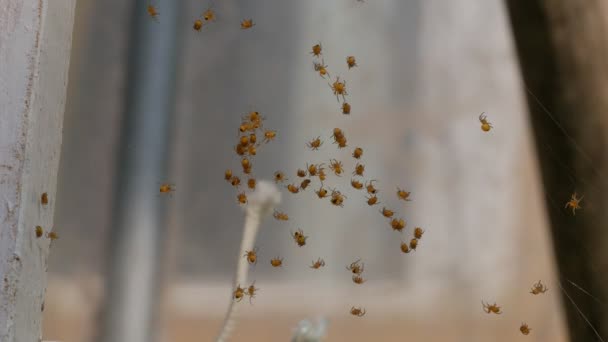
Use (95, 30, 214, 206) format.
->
(0, 0, 75, 341)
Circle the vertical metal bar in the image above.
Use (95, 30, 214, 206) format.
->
(98, 0, 179, 341)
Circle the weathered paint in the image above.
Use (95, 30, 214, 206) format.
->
(0, 0, 76, 341)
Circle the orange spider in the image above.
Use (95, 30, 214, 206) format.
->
(41, 192, 48, 205)
(270, 257, 283, 267)
(329, 159, 344, 176)
(159, 183, 175, 194)
(246, 281, 259, 304)
(380, 207, 394, 218)
(479, 112, 493, 132)
(330, 190, 346, 207)
(35, 226, 43, 238)
(311, 43, 322, 57)
(351, 179, 364, 190)
(234, 284, 246, 302)
(237, 192, 248, 204)
(307, 136, 323, 150)
(390, 218, 405, 232)
(342, 102, 351, 115)
(244, 248, 259, 265)
(193, 19, 203, 31)
(263, 130, 277, 143)
(297, 169, 307, 178)
(482, 301, 502, 314)
(300, 179, 312, 190)
(247, 178, 256, 190)
(352, 147, 363, 159)
(352, 275, 366, 284)
(313, 60, 330, 78)
(565, 192, 583, 215)
(147, 4, 159, 21)
(409, 238, 418, 251)
(346, 56, 357, 69)
(316, 186, 329, 199)
(350, 306, 366, 317)
(366, 195, 379, 206)
(230, 176, 241, 187)
(520, 323, 531, 335)
(274, 171, 287, 183)
(529, 280, 549, 295)
(396, 188, 411, 201)
(241, 19, 255, 29)
(346, 259, 364, 275)
(310, 258, 326, 269)
(224, 169, 233, 181)
(330, 77, 348, 102)
(203, 8, 216, 21)
(292, 229, 308, 247)
(286, 183, 300, 194)
(353, 163, 365, 176)
(46, 231, 59, 240)
(400, 241, 410, 254)
(413, 227, 424, 239)
(273, 210, 289, 221)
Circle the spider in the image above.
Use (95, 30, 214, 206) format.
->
(352, 275, 366, 284)
(246, 281, 259, 304)
(46, 231, 59, 240)
(329, 159, 344, 176)
(413, 227, 424, 239)
(274, 171, 287, 183)
(342, 102, 351, 115)
(380, 207, 394, 218)
(400, 241, 410, 254)
(247, 178, 256, 190)
(520, 323, 531, 335)
(41, 192, 48, 205)
(565, 192, 583, 215)
(346, 56, 357, 69)
(310, 258, 326, 269)
(352, 147, 363, 159)
(270, 257, 283, 267)
(479, 112, 493, 132)
(147, 5, 159, 21)
(350, 306, 366, 317)
(292, 229, 308, 247)
(351, 179, 364, 190)
(193, 19, 203, 31)
(159, 183, 176, 194)
(313, 60, 330, 78)
(396, 188, 411, 201)
(390, 218, 405, 232)
(300, 179, 311, 190)
(311, 43, 322, 57)
(366, 180, 378, 194)
(273, 210, 289, 221)
(529, 280, 549, 295)
(234, 284, 246, 302)
(366, 195, 379, 206)
(35, 226, 43, 238)
(316, 186, 329, 199)
(241, 19, 255, 29)
(346, 259, 364, 275)
(330, 77, 348, 102)
(244, 248, 259, 265)
(307, 136, 323, 150)
(482, 301, 502, 314)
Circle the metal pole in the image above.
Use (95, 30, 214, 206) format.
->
(98, 0, 179, 341)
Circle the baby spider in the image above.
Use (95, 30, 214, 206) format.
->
(346, 56, 357, 69)
(244, 247, 259, 265)
(342, 102, 351, 115)
(350, 306, 366, 317)
(482, 301, 502, 314)
(409, 238, 419, 251)
(336, 136, 348, 149)
(46, 231, 59, 240)
(346, 259, 364, 275)
(565, 192, 583, 215)
(352, 275, 366, 284)
(286, 183, 300, 194)
(530, 280, 549, 295)
(193, 19, 203, 31)
(316, 186, 329, 199)
(247, 178, 256, 190)
(307, 163, 323, 177)
(263, 130, 277, 143)
(147, 4, 159, 21)
(330, 77, 348, 102)
(296, 169, 307, 178)
(520, 323, 531, 335)
(400, 241, 411, 254)
(274, 171, 287, 183)
(390, 218, 406, 232)
(292, 229, 308, 247)
(352, 147, 363, 159)
(366, 195, 379, 206)
(246, 281, 259, 304)
(35, 226, 44, 238)
(313, 60, 330, 78)
(273, 210, 289, 221)
(311, 43, 322, 57)
(479, 112, 493, 132)
(351, 179, 364, 190)
(240, 157, 251, 169)
(366, 180, 379, 194)
(332, 128, 344, 141)
(234, 284, 246, 302)
(413, 227, 425, 239)
(240, 19, 255, 29)
(224, 169, 233, 182)
(353, 163, 365, 176)
(396, 188, 411, 201)
(41, 192, 48, 205)
(318, 168, 327, 182)
(159, 183, 176, 194)
(307, 136, 323, 150)
(237, 192, 248, 204)
(330, 190, 346, 207)
(380, 207, 394, 218)
(270, 257, 283, 267)
(203, 8, 216, 22)
(329, 159, 344, 176)
(300, 179, 312, 190)
(230, 176, 241, 187)
(310, 258, 326, 269)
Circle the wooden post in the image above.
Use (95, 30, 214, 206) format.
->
(505, 1, 608, 341)
(0, 0, 76, 341)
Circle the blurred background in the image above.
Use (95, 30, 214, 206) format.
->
(41, 0, 603, 341)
